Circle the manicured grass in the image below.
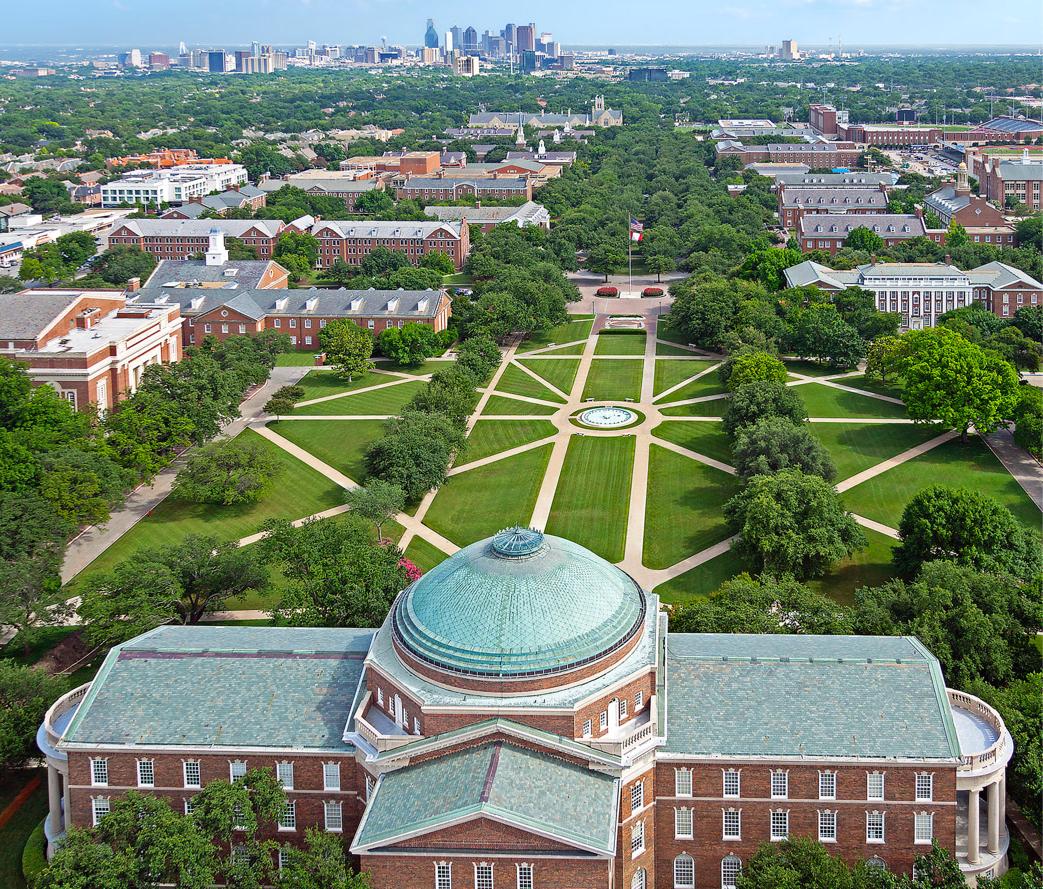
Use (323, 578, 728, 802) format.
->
(798, 383, 909, 419)
(783, 359, 846, 378)
(546, 436, 635, 562)
(656, 341, 701, 356)
(842, 436, 1043, 531)
(268, 419, 385, 482)
(808, 529, 897, 606)
(404, 537, 450, 574)
(842, 374, 905, 400)
(289, 380, 426, 416)
(654, 547, 746, 605)
(517, 317, 594, 352)
(595, 332, 647, 355)
(810, 422, 945, 482)
(66, 430, 344, 587)
(480, 394, 559, 416)
(424, 445, 552, 546)
(582, 359, 643, 402)
(655, 315, 690, 345)
(517, 358, 580, 395)
(658, 373, 727, 403)
(442, 272, 474, 286)
(462, 420, 557, 464)
(653, 359, 716, 396)
(643, 445, 739, 569)
(533, 342, 586, 356)
(373, 359, 454, 376)
(660, 397, 730, 417)
(651, 421, 733, 465)
(0, 770, 47, 889)
(275, 351, 319, 366)
(494, 364, 566, 404)
(294, 370, 387, 402)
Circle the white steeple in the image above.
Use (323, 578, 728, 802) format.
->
(205, 228, 228, 267)
(537, 138, 546, 157)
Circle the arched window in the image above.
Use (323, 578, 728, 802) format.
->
(674, 853, 695, 889)
(632, 867, 647, 889)
(721, 854, 742, 889)
(866, 856, 887, 871)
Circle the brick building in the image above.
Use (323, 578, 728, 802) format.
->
(0, 289, 182, 410)
(396, 176, 533, 202)
(423, 201, 550, 232)
(840, 124, 943, 147)
(258, 177, 385, 212)
(716, 141, 863, 169)
(798, 214, 926, 254)
(41, 530, 1010, 886)
(922, 166, 1016, 246)
(976, 151, 1043, 211)
(107, 219, 285, 260)
(785, 259, 1042, 326)
(778, 185, 889, 229)
(310, 220, 469, 271)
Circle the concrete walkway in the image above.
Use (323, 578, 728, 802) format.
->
(983, 427, 1043, 510)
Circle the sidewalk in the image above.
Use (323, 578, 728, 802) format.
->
(983, 428, 1043, 511)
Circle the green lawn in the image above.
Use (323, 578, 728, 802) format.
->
(643, 445, 739, 569)
(660, 398, 730, 417)
(373, 359, 454, 376)
(654, 547, 746, 605)
(843, 436, 1042, 531)
(494, 364, 565, 404)
(783, 359, 846, 378)
(531, 342, 587, 356)
(517, 358, 580, 395)
(841, 374, 905, 400)
(0, 770, 47, 889)
(810, 422, 945, 482)
(582, 359, 643, 402)
(651, 421, 734, 465)
(294, 370, 387, 402)
(462, 420, 557, 464)
(403, 537, 450, 573)
(797, 383, 909, 419)
(653, 359, 716, 395)
(442, 272, 474, 286)
(595, 332, 647, 356)
(658, 373, 727, 403)
(546, 436, 635, 562)
(268, 419, 385, 483)
(517, 317, 594, 352)
(656, 341, 701, 356)
(424, 445, 552, 546)
(289, 380, 426, 416)
(655, 315, 690, 346)
(275, 351, 319, 367)
(808, 529, 898, 606)
(480, 395, 559, 416)
(66, 429, 344, 587)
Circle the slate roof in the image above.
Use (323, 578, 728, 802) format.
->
(352, 742, 618, 855)
(0, 291, 85, 339)
(112, 219, 284, 238)
(799, 214, 925, 238)
(265, 178, 378, 194)
(663, 634, 962, 761)
(311, 220, 463, 239)
(775, 172, 897, 187)
(399, 177, 530, 192)
(967, 260, 1043, 289)
(924, 185, 972, 217)
(423, 201, 548, 227)
(997, 161, 1043, 182)
(161, 203, 207, 219)
(63, 626, 374, 751)
(142, 258, 283, 291)
(780, 186, 887, 209)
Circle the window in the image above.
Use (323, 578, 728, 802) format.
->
(675, 807, 693, 839)
(770, 770, 788, 799)
(866, 811, 885, 843)
(323, 762, 340, 791)
(770, 810, 789, 841)
(635, 691, 643, 709)
(91, 797, 110, 826)
(582, 719, 592, 738)
(276, 762, 294, 789)
(90, 758, 109, 787)
(915, 773, 933, 802)
(867, 772, 884, 801)
(305, 336, 312, 345)
(233, 803, 247, 831)
(184, 798, 196, 816)
(278, 848, 290, 871)
(819, 771, 836, 800)
(632, 868, 646, 889)
(137, 759, 155, 787)
(723, 808, 741, 840)
(620, 698, 629, 719)
(914, 812, 933, 844)
(238, 324, 246, 334)
(324, 800, 343, 832)
(675, 767, 692, 797)
(516, 864, 533, 889)
(203, 323, 212, 333)
(289, 319, 296, 328)
(183, 760, 201, 788)
(475, 863, 493, 889)
(819, 810, 837, 842)
(631, 780, 644, 812)
(230, 760, 247, 782)
(866, 856, 886, 872)
(376, 687, 384, 707)
(673, 853, 695, 889)
(435, 863, 453, 889)
(599, 710, 608, 731)
(231, 845, 249, 867)
(723, 769, 740, 798)
(304, 319, 312, 328)
(721, 855, 742, 889)
(221, 324, 228, 334)
(631, 820, 645, 856)
(278, 800, 296, 831)
(273, 319, 281, 328)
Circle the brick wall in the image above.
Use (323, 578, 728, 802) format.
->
(363, 854, 611, 889)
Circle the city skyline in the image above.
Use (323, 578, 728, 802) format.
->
(3, 0, 1039, 49)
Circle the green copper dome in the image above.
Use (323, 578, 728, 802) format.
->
(391, 529, 646, 679)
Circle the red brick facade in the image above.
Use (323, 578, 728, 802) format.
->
(109, 224, 281, 260)
(313, 223, 470, 271)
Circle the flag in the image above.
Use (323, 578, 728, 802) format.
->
(629, 217, 644, 242)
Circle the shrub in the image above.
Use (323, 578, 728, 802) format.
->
(264, 397, 296, 415)
(642, 287, 664, 297)
(272, 384, 304, 402)
(595, 286, 618, 297)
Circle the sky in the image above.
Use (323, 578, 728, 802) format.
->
(3, 0, 1039, 49)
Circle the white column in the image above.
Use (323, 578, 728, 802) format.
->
(998, 776, 1006, 836)
(46, 765, 62, 836)
(987, 780, 1001, 854)
(62, 772, 72, 832)
(967, 788, 980, 865)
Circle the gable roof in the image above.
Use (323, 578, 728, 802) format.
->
(351, 741, 618, 856)
(142, 258, 284, 291)
(799, 214, 925, 238)
(967, 261, 1043, 289)
(0, 291, 84, 339)
(780, 186, 887, 209)
(111, 219, 284, 238)
(310, 220, 462, 240)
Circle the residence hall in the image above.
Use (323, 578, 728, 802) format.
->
(716, 140, 863, 169)
(310, 220, 469, 271)
(41, 529, 1011, 887)
(786, 259, 1043, 327)
(798, 214, 926, 254)
(777, 184, 889, 229)
(0, 289, 181, 411)
(922, 165, 1016, 247)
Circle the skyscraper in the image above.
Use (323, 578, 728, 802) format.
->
(516, 23, 536, 52)
(462, 26, 478, 53)
(444, 30, 454, 52)
(424, 19, 439, 49)
(450, 26, 463, 53)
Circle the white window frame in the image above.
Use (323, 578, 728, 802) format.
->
(770, 770, 788, 800)
(631, 780, 644, 813)
(324, 800, 343, 833)
(230, 760, 247, 782)
(91, 796, 110, 826)
(675, 806, 694, 839)
(631, 819, 645, 856)
(632, 867, 647, 889)
(673, 853, 695, 889)
(183, 760, 201, 789)
(915, 773, 933, 802)
(867, 772, 885, 801)
(516, 863, 533, 889)
(914, 811, 933, 844)
(866, 810, 885, 843)
(675, 767, 693, 797)
(137, 758, 155, 788)
(635, 691, 643, 709)
(582, 719, 592, 738)
(278, 799, 296, 832)
(721, 855, 742, 889)
(278, 848, 290, 871)
(620, 697, 629, 719)
(90, 758, 109, 787)
(184, 797, 196, 816)
(474, 862, 494, 889)
(819, 770, 836, 801)
(818, 809, 837, 842)
(323, 762, 341, 791)
(770, 809, 789, 841)
(723, 808, 741, 840)
(599, 710, 608, 731)
(723, 769, 740, 799)
(276, 761, 294, 790)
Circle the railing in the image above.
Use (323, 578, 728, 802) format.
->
(44, 683, 90, 749)
(948, 688, 1007, 772)
(351, 691, 416, 753)
(621, 720, 655, 753)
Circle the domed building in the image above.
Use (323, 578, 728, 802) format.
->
(42, 530, 1011, 887)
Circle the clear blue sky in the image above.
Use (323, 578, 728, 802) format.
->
(3, 0, 1038, 48)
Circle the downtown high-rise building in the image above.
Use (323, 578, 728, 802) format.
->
(515, 23, 536, 52)
(424, 19, 439, 48)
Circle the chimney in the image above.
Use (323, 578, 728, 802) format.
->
(126, 276, 141, 292)
(75, 307, 99, 330)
